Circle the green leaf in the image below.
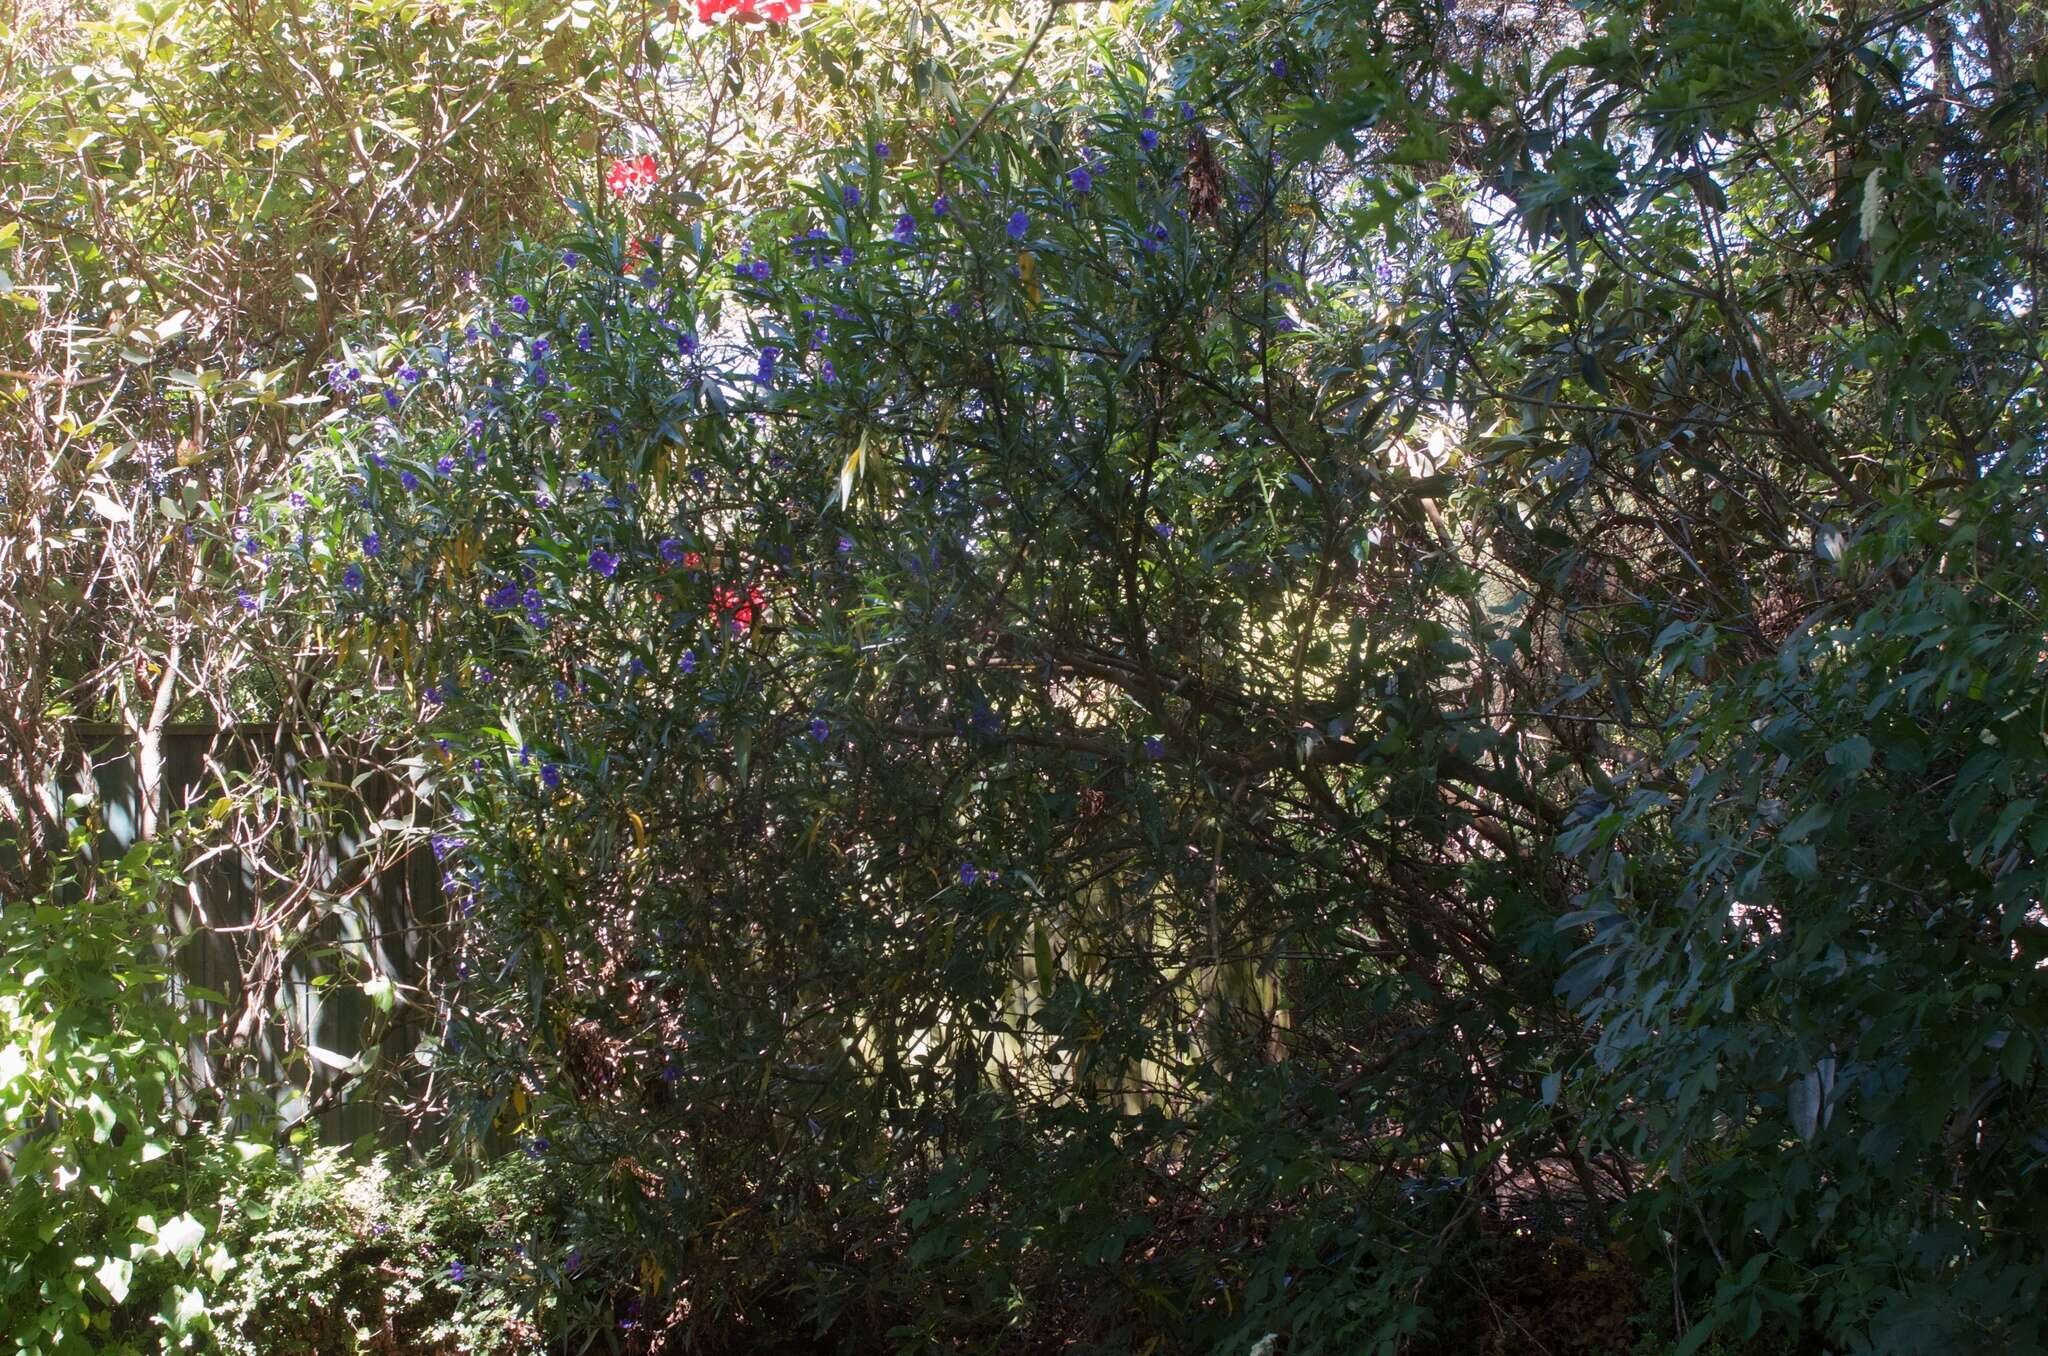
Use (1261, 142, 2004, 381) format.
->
(94, 1256, 134, 1304)
(156, 1211, 206, 1262)
(1824, 735, 1873, 776)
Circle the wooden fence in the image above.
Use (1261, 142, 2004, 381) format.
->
(80, 723, 443, 1148)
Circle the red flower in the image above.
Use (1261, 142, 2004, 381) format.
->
(699, 0, 808, 22)
(710, 582, 766, 632)
(606, 153, 659, 201)
(683, 551, 702, 570)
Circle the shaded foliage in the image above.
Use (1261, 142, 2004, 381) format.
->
(5, 0, 2048, 1352)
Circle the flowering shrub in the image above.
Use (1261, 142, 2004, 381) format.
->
(241, 0, 2048, 1350)
(257, 58, 1469, 1345)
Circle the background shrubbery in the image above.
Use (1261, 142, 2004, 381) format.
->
(5, 0, 2047, 1353)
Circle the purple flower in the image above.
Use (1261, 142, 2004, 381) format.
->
(540, 763, 561, 790)
(526, 1137, 548, 1159)
(959, 862, 978, 887)
(563, 249, 580, 268)
(676, 331, 698, 358)
(1143, 736, 1165, 759)
(679, 649, 697, 674)
(532, 337, 551, 358)
(362, 533, 382, 557)
(237, 588, 258, 612)
(933, 195, 951, 218)
(437, 456, 454, 475)
(1140, 126, 1160, 151)
(577, 323, 594, 352)
(1154, 521, 1174, 539)
(398, 364, 422, 385)
(342, 564, 364, 591)
(589, 547, 619, 577)
(540, 409, 560, 426)
(893, 213, 916, 244)
(749, 258, 771, 282)
(756, 345, 779, 385)
(837, 535, 853, 554)
(842, 184, 861, 209)
(1181, 100, 1195, 119)
(509, 294, 530, 317)
(449, 1261, 465, 1283)
(1006, 210, 1029, 240)
(809, 717, 829, 742)
(400, 470, 420, 491)
(1069, 165, 1093, 194)
(820, 359, 837, 383)
(873, 140, 890, 157)
(659, 538, 684, 564)
(1270, 57, 1287, 78)
(383, 388, 400, 410)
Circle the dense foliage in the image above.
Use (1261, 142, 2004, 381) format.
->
(5, 0, 2047, 1352)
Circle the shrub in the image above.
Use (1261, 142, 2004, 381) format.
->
(0, 814, 238, 1354)
(207, 1150, 574, 1356)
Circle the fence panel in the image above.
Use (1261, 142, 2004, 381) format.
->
(80, 724, 442, 1148)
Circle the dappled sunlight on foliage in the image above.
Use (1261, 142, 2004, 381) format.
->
(3, 0, 2047, 1352)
